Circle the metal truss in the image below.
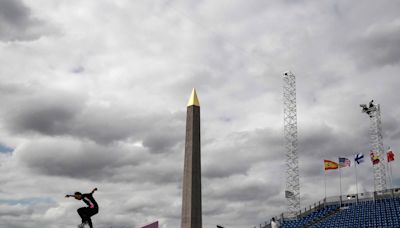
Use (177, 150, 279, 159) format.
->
(361, 101, 387, 191)
(282, 71, 300, 216)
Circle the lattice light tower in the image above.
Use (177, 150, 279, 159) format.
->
(282, 71, 300, 216)
(360, 100, 387, 191)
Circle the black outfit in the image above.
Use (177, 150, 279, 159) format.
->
(77, 193, 99, 228)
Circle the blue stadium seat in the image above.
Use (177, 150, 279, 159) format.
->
(281, 197, 400, 228)
(314, 198, 400, 227)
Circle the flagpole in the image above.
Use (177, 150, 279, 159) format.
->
(389, 147, 394, 189)
(339, 159, 342, 206)
(388, 160, 391, 189)
(387, 148, 391, 189)
(372, 153, 376, 193)
(354, 161, 359, 203)
(390, 161, 393, 188)
(324, 168, 327, 200)
(355, 162, 358, 195)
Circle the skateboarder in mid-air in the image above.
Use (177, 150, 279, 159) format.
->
(66, 188, 99, 228)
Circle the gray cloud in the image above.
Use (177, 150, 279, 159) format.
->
(14, 137, 120, 178)
(0, 0, 49, 41)
(203, 128, 283, 179)
(69, 109, 184, 151)
(205, 175, 281, 203)
(13, 135, 185, 185)
(143, 132, 181, 154)
(4, 85, 185, 152)
(3, 86, 85, 135)
(350, 20, 400, 68)
(0, 204, 33, 217)
(1, 1, 400, 228)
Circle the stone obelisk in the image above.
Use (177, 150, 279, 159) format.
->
(181, 88, 202, 228)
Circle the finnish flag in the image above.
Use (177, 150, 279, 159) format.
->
(355, 153, 364, 164)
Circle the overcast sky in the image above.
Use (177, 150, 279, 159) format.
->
(1, 0, 400, 227)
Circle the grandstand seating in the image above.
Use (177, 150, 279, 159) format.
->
(256, 189, 400, 228)
(314, 198, 400, 228)
(280, 197, 400, 228)
(282, 205, 339, 228)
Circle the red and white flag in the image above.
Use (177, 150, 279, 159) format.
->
(387, 148, 395, 162)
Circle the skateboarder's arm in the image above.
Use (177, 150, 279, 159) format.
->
(65, 194, 75, 198)
(90, 187, 98, 194)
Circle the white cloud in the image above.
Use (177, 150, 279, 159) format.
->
(1, 0, 400, 227)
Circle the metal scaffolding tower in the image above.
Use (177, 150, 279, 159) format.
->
(360, 100, 387, 191)
(282, 71, 300, 216)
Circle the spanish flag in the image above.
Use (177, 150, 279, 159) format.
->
(324, 160, 339, 170)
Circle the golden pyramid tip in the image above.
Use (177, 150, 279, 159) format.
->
(187, 88, 200, 107)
